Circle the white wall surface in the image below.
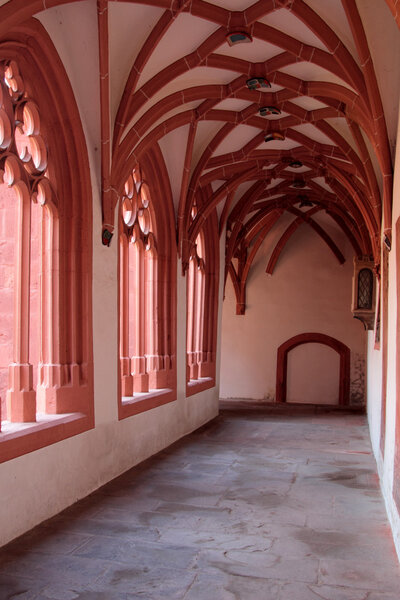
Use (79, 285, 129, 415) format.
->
(0, 4, 222, 548)
(220, 213, 367, 404)
(374, 101, 400, 562)
(367, 331, 382, 459)
(0, 201, 221, 548)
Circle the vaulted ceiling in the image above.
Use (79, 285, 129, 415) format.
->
(102, 0, 399, 308)
(103, 0, 399, 292)
(2, 0, 400, 311)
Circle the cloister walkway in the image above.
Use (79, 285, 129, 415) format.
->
(1, 404, 400, 599)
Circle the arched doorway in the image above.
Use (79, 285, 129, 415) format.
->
(276, 333, 350, 406)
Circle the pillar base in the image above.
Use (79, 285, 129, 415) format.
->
(36, 363, 88, 414)
(6, 362, 36, 422)
(149, 369, 168, 389)
(6, 389, 36, 422)
(199, 361, 213, 378)
(121, 374, 133, 396)
(133, 372, 149, 393)
(189, 363, 199, 380)
(36, 383, 89, 414)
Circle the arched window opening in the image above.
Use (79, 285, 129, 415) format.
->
(187, 233, 205, 381)
(186, 202, 219, 396)
(0, 183, 16, 423)
(0, 181, 42, 423)
(0, 61, 54, 425)
(119, 165, 175, 414)
(0, 42, 93, 458)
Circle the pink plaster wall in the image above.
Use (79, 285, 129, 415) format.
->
(220, 212, 366, 405)
(286, 343, 341, 404)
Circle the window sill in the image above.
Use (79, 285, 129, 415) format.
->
(0, 412, 94, 464)
(186, 377, 215, 397)
(119, 387, 175, 419)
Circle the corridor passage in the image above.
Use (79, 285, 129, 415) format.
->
(1, 406, 399, 599)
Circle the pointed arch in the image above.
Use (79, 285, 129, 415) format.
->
(186, 189, 219, 397)
(276, 333, 350, 406)
(118, 145, 177, 418)
(0, 18, 93, 462)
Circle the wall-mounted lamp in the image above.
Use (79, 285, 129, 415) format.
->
(102, 228, 113, 247)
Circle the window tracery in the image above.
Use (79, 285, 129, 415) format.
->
(119, 166, 175, 413)
(0, 60, 56, 425)
(0, 61, 54, 204)
(0, 53, 93, 445)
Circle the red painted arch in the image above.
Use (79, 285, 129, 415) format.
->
(385, 0, 400, 28)
(276, 333, 350, 406)
(0, 17, 93, 460)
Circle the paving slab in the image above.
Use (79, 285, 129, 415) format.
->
(0, 406, 399, 598)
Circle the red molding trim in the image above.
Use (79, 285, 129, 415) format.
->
(186, 378, 215, 398)
(385, 0, 400, 29)
(276, 333, 350, 405)
(0, 18, 93, 458)
(0, 414, 94, 464)
(119, 389, 175, 419)
(117, 146, 177, 419)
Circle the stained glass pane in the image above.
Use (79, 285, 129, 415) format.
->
(357, 268, 373, 309)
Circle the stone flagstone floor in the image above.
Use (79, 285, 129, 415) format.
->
(1, 404, 400, 599)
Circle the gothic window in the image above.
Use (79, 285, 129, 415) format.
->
(119, 166, 175, 416)
(186, 205, 219, 394)
(0, 54, 93, 452)
(0, 61, 55, 424)
(187, 233, 205, 381)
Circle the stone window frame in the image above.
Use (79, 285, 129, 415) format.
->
(118, 162, 177, 419)
(0, 21, 94, 463)
(186, 211, 219, 398)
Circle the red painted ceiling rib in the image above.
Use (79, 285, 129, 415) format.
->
(6, 0, 393, 313)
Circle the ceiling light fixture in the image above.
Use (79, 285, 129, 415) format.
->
(226, 31, 252, 46)
(259, 106, 281, 116)
(292, 180, 306, 188)
(264, 132, 285, 142)
(298, 195, 313, 208)
(247, 77, 271, 90)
